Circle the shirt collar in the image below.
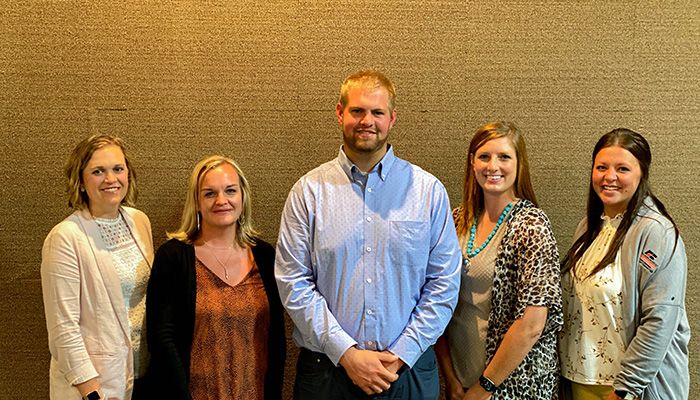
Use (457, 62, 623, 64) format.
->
(337, 144, 396, 182)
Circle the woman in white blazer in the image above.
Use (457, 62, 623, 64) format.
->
(41, 135, 154, 400)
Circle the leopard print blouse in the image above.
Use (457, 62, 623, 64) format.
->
(453, 199, 563, 400)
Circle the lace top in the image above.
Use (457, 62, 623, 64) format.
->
(94, 214, 150, 377)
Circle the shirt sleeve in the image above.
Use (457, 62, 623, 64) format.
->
(613, 220, 688, 396)
(387, 182, 462, 367)
(41, 227, 99, 385)
(274, 181, 357, 365)
(514, 207, 563, 334)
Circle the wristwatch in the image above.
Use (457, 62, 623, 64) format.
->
(83, 390, 102, 400)
(478, 375, 499, 393)
(614, 389, 635, 399)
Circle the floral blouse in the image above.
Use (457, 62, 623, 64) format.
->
(560, 214, 626, 385)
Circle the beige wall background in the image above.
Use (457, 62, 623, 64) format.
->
(1, 1, 698, 398)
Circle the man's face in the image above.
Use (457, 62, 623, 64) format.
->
(336, 86, 397, 159)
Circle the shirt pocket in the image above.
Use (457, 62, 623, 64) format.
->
(389, 221, 429, 268)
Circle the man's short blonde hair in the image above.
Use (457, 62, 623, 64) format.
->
(338, 69, 396, 112)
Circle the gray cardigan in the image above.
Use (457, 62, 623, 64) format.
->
(571, 198, 689, 400)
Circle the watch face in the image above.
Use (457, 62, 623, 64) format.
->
(86, 391, 101, 400)
(479, 375, 497, 392)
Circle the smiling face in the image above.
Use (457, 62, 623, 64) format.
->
(472, 136, 518, 202)
(592, 145, 642, 217)
(336, 85, 397, 168)
(198, 163, 243, 232)
(81, 145, 129, 218)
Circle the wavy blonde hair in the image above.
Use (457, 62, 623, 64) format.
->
(64, 134, 137, 211)
(168, 155, 258, 246)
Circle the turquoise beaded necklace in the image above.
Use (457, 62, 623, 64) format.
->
(466, 202, 513, 258)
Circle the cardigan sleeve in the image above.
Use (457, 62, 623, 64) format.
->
(41, 224, 99, 385)
(254, 240, 286, 400)
(613, 218, 688, 397)
(146, 240, 192, 400)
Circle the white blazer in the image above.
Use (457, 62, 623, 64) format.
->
(41, 206, 154, 400)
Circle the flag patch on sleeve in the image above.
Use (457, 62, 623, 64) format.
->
(639, 249, 658, 273)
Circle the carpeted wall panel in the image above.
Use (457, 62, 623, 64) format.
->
(1, 1, 698, 398)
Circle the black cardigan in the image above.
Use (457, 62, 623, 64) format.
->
(146, 238, 286, 400)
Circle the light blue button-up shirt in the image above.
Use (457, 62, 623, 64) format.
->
(275, 146, 461, 367)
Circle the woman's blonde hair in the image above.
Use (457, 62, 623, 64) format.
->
(64, 134, 137, 210)
(168, 155, 258, 246)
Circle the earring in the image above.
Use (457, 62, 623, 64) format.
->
(238, 214, 245, 226)
(196, 212, 201, 231)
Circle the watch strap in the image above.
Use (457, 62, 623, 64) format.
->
(478, 374, 498, 393)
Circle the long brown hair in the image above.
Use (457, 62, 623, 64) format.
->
(457, 121, 538, 236)
(562, 128, 679, 277)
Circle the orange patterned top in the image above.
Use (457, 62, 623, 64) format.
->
(189, 258, 270, 400)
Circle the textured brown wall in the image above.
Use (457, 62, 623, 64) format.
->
(1, 1, 698, 398)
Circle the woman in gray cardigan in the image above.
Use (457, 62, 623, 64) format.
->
(560, 128, 689, 400)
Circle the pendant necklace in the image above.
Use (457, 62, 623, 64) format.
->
(203, 240, 235, 280)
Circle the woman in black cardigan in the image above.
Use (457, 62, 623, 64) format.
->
(147, 155, 285, 400)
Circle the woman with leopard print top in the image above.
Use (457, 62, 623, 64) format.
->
(436, 121, 563, 400)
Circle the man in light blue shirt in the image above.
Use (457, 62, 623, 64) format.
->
(275, 69, 461, 399)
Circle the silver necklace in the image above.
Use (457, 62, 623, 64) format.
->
(203, 240, 235, 280)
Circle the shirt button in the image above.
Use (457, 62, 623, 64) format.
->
(366, 216, 372, 222)
(366, 309, 373, 315)
(366, 246, 372, 252)
(367, 340, 374, 346)
(366, 278, 372, 283)
(367, 187, 373, 193)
